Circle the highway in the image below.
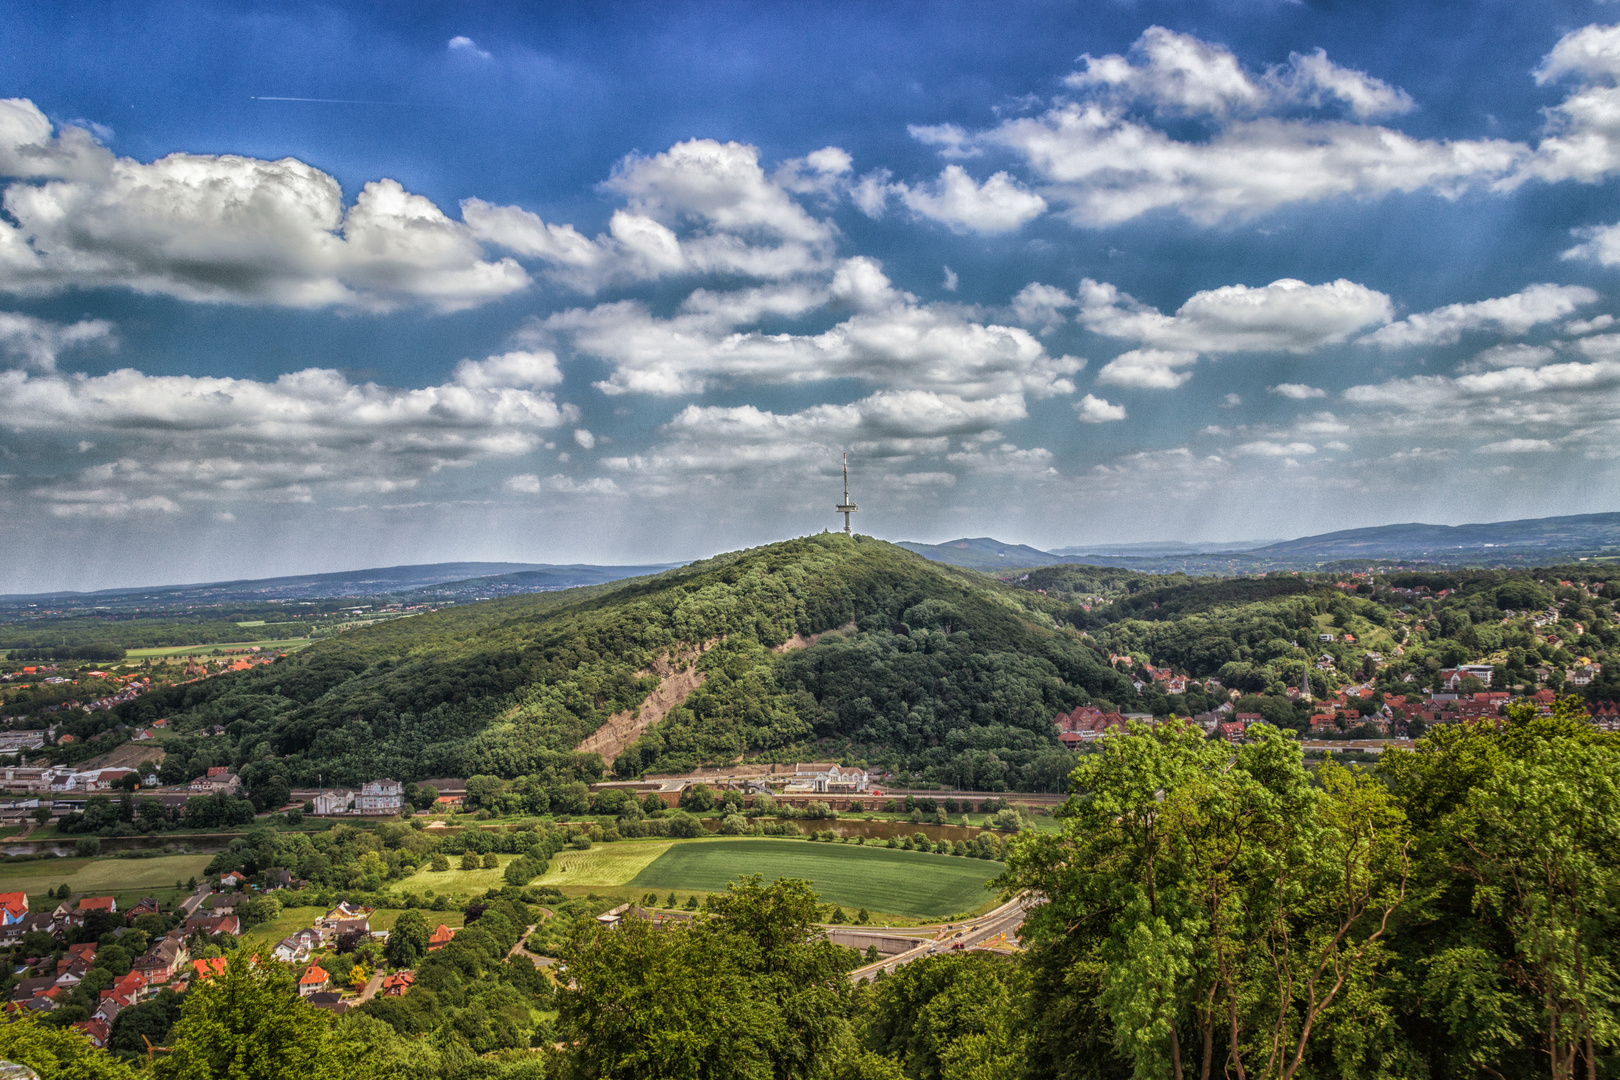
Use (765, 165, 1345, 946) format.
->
(844, 894, 1033, 983)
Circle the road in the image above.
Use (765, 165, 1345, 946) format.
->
(845, 894, 1033, 983)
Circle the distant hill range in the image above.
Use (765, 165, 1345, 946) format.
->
(0, 561, 679, 610)
(900, 511, 1620, 574)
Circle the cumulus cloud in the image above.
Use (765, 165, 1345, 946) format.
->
(1234, 440, 1317, 457)
(464, 139, 837, 291)
(0, 363, 577, 513)
(1270, 383, 1328, 399)
(0, 99, 529, 311)
(452, 350, 563, 389)
(573, 428, 596, 449)
(0, 312, 114, 372)
(1478, 438, 1557, 453)
(1083, 277, 1390, 388)
(544, 257, 1082, 400)
(1075, 394, 1127, 422)
(893, 166, 1047, 233)
(1359, 284, 1599, 347)
(1011, 282, 1076, 334)
(919, 26, 1536, 226)
(1096, 348, 1200, 390)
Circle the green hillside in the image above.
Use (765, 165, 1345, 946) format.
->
(117, 535, 1130, 793)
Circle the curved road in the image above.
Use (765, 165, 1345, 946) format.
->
(845, 894, 1033, 983)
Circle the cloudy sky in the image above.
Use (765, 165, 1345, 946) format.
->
(5, 1, 1620, 591)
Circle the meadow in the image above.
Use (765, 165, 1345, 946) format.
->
(124, 638, 312, 659)
(395, 854, 523, 896)
(535, 842, 672, 887)
(0, 853, 213, 906)
(627, 839, 1003, 919)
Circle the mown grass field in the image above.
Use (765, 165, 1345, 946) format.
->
(628, 840, 1003, 919)
(239, 906, 468, 954)
(534, 842, 672, 887)
(124, 638, 312, 659)
(396, 854, 522, 895)
(0, 853, 213, 906)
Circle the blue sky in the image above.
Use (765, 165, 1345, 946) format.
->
(4, 0, 1620, 590)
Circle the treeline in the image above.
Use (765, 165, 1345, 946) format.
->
(119, 536, 1129, 788)
(6, 645, 126, 662)
(0, 618, 309, 651)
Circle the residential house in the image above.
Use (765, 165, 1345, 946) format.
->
(312, 790, 353, 816)
(1309, 713, 1341, 734)
(133, 935, 189, 984)
(428, 924, 456, 951)
(356, 778, 404, 815)
(10, 977, 56, 1006)
(0, 892, 27, 925)
(183, 913, 240, 937)
(218, 871, 245, 888)
(71, 1018, 110, 1048)
(1052, 706, 1129, 746)
(381, 971, 416, 996)
(126, 898, 160, 922)
(298, 964, 330, 998)
(306, 991, 349, 1014)
(189, 957, 227, 982)
(75, 897, 116, 922)
(1215, 721, 1247, 742)
(272, 930, 319, 965)
(783, 764, 868, 795)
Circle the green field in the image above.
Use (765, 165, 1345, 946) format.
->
(396, 854, 523, 896)
(535, 842, 672, 886)
(0, 853, 213, 906)
(628, 840, 1003, 919)
(240, 906, 468, 954)
(124, 638, 312, 659)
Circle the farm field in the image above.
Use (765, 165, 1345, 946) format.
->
(629, 839, 1003, 919)
(124, 638, 312, 659)
(396, 854, 522, 896)
(534, 842, 672, 887)
(0, 853, 212, 906)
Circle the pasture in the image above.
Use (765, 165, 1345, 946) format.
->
(124, 638, 312, 659)
(628, 839, 1002, 919)
(0, 853, 213, 907)
(396, 854, 522, 895)
(534, 842, 672, 887)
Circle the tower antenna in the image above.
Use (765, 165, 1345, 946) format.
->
(835, 453, 858, 535)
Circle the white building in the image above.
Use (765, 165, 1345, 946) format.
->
(356, 779, 403, 815)
(312, 790, 353, 816)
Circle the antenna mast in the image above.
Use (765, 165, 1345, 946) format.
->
(834, 453, 858, 535)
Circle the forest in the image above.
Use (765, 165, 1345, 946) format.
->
(14, 536, 1620, 797)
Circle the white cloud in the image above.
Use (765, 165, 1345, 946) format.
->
(1360, 284, 1599, 347)
(448, 36, 491, 59)
(0, 99, 529, 310)
(464, 139, 837, 291)
(1564, 218, 1620, 266)
(1521, 24, 1620, 184)
(1075, 393, 1127, 422)
(545, 258, 1082, 400)
(0, 312, 114, 372)
(894, 166, 1047, 234)
(942, 266, 958, 292)
(574, 428, 596, 449)
(1220, 393, 1242, 408)
(1234, 440, 1318, 456)
(0, 363, 578, 511)
(926, 27, 1524, 226)
(1270, 383, 1327, 399)
(1080, 277, 1391, 355)
(1459, 343, 1559, 372)
(1096, 348, 1200, 389)
(452, 350, 563, 389)
(1063, 28, 1412, 121)
(1566, 314, 1616, 335)
(1011, 282, 1076, 334)
(507, 472, 619, 495)
(1478, 438, 1557, 453)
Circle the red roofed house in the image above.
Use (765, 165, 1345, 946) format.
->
(0, 892, 27, 925)
(427, 924, 456, 951)
(298, 964, 330, 998)
(190, 957, 227, 981)
(1053, 706, 1129, 746)
(77, 897, 116, 918)
(71, 1018, 110, 1048)
(381, 971, 416, 996)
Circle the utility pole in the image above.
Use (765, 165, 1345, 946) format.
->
(835, 453, 859, 535)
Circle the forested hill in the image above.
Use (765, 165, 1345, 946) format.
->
(113, 535, 1130, 794)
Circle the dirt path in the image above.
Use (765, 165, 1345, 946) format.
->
(574, 624, 852, 768)
(574, 641, 718, 767)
